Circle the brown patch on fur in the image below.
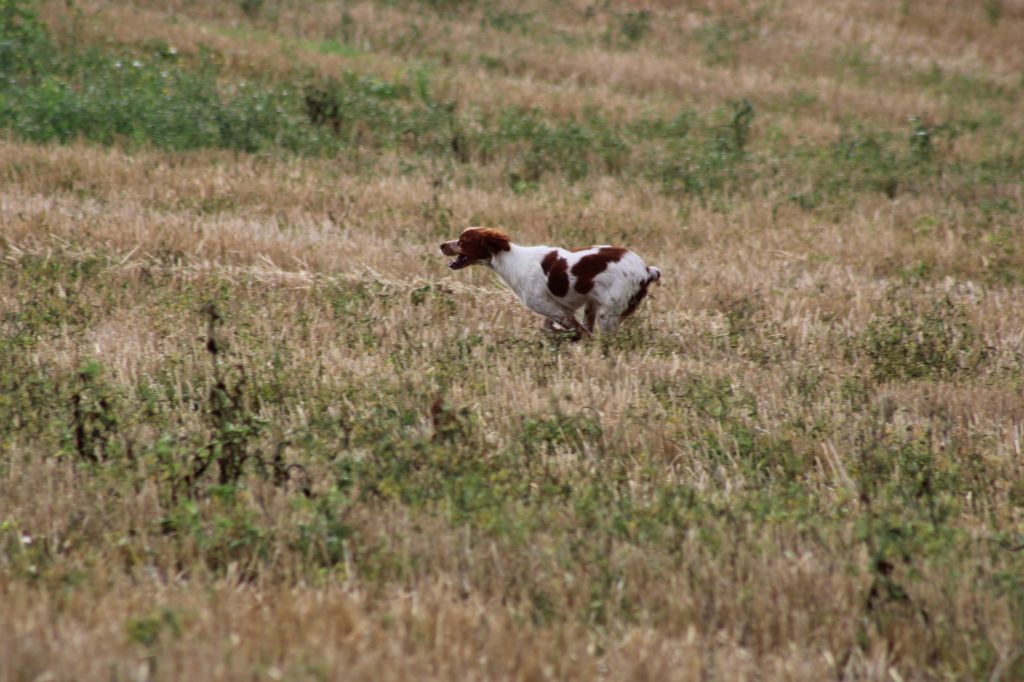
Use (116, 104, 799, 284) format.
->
(620, 268, 659, 321)
(542, 250, 569, 297)
(540, 250, 557, 274)
(571, 247, 627, 294)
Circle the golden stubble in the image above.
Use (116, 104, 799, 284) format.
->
(3, 0, 1024, 678)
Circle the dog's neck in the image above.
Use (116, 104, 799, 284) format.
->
(488, 243, 544, 297)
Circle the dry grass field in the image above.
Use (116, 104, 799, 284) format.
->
(2, 0, 1024, 679)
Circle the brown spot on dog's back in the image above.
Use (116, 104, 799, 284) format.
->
(542, 250, 569, 297)
(571, 247, 627, 294)
(541, 250, 557, 274)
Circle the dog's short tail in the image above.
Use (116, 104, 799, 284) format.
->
(647, 266, 662, 283)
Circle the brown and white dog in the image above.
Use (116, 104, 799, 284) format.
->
(440, 227, 661, 337)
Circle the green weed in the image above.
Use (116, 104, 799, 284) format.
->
(609, 10, 651, 48)
(483, 7, 532, 33)
(856, 294, 987, 381)
(236, 0, 263, 20)
(126, 607, 182, 649)
(644, 99, 756, 203)
(66, 359, 122, 465)
(693, 10, 765, 67)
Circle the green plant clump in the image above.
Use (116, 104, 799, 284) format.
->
(857, 296, 987, 381)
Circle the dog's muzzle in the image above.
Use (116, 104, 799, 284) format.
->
(440, 241, 472, 269)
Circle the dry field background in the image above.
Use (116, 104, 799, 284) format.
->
(2, 0, 1024, 679)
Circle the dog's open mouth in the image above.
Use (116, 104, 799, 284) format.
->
(448, 254, 472, 270)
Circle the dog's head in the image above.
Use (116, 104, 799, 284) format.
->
(440, 227, 511, 270)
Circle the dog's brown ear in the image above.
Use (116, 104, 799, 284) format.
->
(476, 228, 511, 254)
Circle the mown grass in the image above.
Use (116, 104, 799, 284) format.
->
(2, 0, 1024, 679)
(3, 235, 1023, 679)
(4, 0, 1023, 232)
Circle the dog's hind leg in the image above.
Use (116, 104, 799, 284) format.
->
(583, 301, 597, 333)
(595, 309, 619, 333)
